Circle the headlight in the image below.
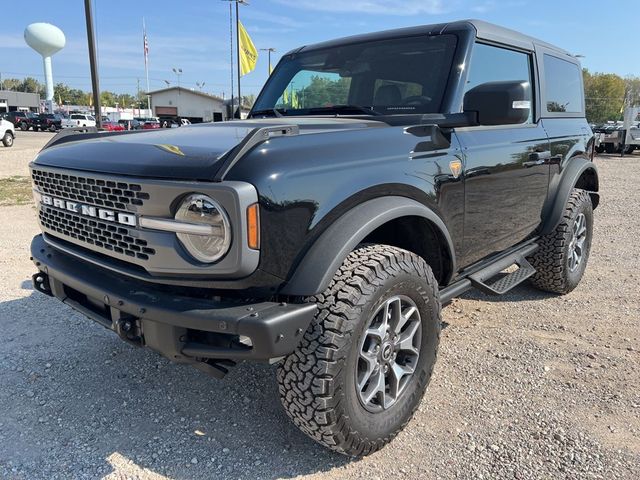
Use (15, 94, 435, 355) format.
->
(175, 194, 231, 263)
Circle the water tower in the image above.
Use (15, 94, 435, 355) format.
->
(24, 23, 66, 106)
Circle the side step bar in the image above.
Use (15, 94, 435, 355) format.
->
(440, 243, 538, 303)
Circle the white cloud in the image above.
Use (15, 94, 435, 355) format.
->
(273, 0, 447, 16)
(0, 33, 30, 49)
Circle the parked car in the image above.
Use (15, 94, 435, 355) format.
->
(3, 111, 39, 131)
(35, 113, 63, 132)
(61, 113, 96, 129)
(118, 119, 142, 130)
(142, 120, 160, 129)
(0, 118, 15, 147)
(29, 20, 599, 456)
(101, 120, 125, 132)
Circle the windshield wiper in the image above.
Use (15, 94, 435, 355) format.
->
(249, 108, 284, 118)
(308, 105, 383, 116)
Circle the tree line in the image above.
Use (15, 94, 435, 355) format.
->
(1, 77, 149, 108)
(2, 72, 639, 123)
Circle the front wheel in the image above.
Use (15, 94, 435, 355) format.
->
(528, 189, 593, 294)
(277, 244, 441, 456)
(2, 133, 14, 147)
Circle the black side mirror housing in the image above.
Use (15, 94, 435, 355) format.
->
(463, 81, 531, 126)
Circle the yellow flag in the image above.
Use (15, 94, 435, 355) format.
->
(238, 21, 258, 76)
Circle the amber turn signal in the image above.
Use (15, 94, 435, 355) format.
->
(247, 203, 260, 250)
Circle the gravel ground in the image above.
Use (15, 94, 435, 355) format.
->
(0, 131, 55, 178)
(0, 150, 638, 479)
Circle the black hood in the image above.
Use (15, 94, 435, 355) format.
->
(32, 118, 382, 181)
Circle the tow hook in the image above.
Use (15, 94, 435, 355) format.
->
(116, 315, 142, 346)
(32, 272, 52, 296)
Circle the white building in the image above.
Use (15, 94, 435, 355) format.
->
(0, 90, 40, 113)
(147, 87, 226, 123)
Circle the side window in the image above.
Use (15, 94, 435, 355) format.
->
(543, 54, 582, 113)
(464, 43, 533, 123)
(71, 114, 80, 119)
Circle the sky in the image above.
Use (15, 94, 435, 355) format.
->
(1, 0, 638, 99)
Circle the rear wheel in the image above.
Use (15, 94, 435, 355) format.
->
(20, 122, 28, 131)
(2, 132, 14, 147)
(528, 189, 593, 294)
(277, 244, 441, 456)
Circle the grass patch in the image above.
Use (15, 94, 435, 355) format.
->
(0, 176, 32, 206)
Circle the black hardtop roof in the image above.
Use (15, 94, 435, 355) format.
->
(292, 19, 574, 60)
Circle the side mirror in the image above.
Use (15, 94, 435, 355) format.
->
(463, 81, 531, 126)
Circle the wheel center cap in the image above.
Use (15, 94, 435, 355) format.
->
(381, 343, 393, 361)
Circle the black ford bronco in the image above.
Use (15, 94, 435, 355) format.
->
(30, 20, 598, 456)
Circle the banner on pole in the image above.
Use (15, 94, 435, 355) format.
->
(238, 21, 258, 76)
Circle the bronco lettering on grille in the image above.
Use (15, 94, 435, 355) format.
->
(41, 194, 137, 227)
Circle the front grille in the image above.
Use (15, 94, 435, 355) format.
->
(39, 206, 156, 260)
(32, 169, 150, 210)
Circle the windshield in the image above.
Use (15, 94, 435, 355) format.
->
(252, 34, 457, 116)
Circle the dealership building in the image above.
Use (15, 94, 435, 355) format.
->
(0, 90, 40, 113)
(147, 87, 226, 123)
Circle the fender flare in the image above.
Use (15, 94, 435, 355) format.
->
(540, 157, 599, 235)
(279, 196, 456, 296)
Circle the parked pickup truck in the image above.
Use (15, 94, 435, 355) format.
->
(35, 113, 63, 132)
(61, 113, 96, 129)
(2, 111, 39, 131)
(29, 20, 598, 456)
(0, 117, 14, 147)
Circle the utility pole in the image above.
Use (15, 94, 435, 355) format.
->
(84, 0, 102, 128)
(259, 48, 275, 75)
(235, 0, 241, 117)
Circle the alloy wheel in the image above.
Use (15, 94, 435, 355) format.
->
(356, 295, 422, 413)
(568, 213, 587, 272)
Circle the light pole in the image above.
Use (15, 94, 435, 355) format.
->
(172, 67, 182, 88)
(222, 0, 248, 118)
(259, 47, 275, 75)
(196, 81, 205, 91)
(163, 80, 171, 87)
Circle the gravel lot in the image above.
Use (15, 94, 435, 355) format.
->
(0, 131, 55, 178)
(0, 137, 638, 479)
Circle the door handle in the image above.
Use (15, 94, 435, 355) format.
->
(523, 151, 561, 167)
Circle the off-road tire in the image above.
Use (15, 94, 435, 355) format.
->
(277, 244, 441, 456)
(528, 189, 593, 294)
(2, 132, 13, 147)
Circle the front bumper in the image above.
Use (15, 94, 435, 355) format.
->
(31, 235, 316, 377)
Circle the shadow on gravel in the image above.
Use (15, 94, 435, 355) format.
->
(0, 286, 351, 479)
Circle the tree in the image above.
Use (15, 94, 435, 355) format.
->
(242, 94, 256, 108)
(1, 77, 22, 91)
(20, 77, 43, 94)
(624, 75, 640, 108)
(583, 69, 625, 123)
(293, 76, 351, 109)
